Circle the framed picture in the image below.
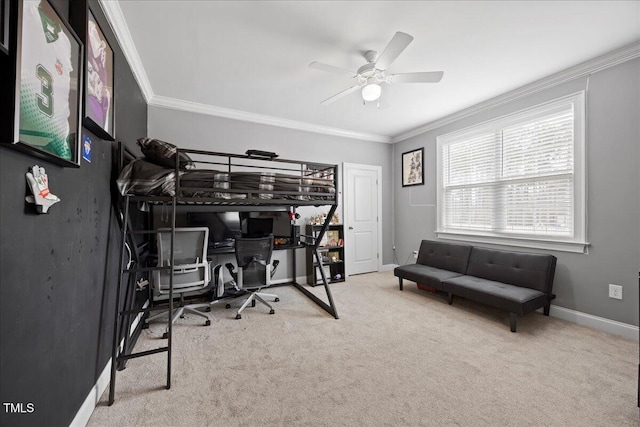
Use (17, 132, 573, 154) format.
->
(12, 0, 83, 167)
(83, 6, 114, 140)
(0, 0, 9, 55)
(402, 147, 424, 187)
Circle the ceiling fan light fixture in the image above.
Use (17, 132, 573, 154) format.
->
(362, 83, 382, 102)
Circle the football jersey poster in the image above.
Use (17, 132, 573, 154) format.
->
(16, 0, 82, 167)
(84, 9, 114, 140)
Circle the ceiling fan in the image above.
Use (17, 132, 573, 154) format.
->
(309, 31, 444, 106)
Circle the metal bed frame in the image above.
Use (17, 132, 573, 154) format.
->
(109, 143, 340, 404)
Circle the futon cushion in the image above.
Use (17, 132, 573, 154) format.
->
(443, 275, 548, 315)
(137, 138, 193, 170)
(394, 264, 464, 291)
(466, 247, 557, 294)
(416, 240, 472, 274)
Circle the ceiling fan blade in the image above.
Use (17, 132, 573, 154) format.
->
(309, 61, 356, 77)
(320, 85, 362, 105)
(390, 71, 444, 84)
(375, 31, 414, 70)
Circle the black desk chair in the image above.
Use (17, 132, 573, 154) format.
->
(225, 235, 280, 319)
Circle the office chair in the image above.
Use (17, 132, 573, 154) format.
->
(225, 235, 280, 319)
(146, 227, 211, 337)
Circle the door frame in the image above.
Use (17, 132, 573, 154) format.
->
(343, 162, 383, 277)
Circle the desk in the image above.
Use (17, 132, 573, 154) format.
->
(208, 243, 305, 285)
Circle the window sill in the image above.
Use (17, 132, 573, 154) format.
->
(435, 231, 589, 254)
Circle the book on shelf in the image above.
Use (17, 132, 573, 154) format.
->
(327, 230, 340, 247)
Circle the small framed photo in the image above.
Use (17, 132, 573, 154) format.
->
(83, 6, 114, 140)
(402, 147, 424, 187)
(1, 0, 9, 55)
(12, 0, 83, 167)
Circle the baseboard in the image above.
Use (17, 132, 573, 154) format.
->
(70, 302, 148, 426)
(547, 305, 638, 341)
(381, 264, 398, 272)
(69, 360, 112, 427)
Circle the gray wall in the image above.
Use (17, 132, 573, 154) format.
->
(393, 58, 640, 326)
(148, 106, 395, 280)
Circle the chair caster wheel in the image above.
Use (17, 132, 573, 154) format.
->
(274, 298, 280, 302)
(225, 304, 231, 309)
(162, 332, 169, 339)
(251, 300, 256, 307)
(269, 309, 275, 314)
(205, 320, 211, 326)
(235, 314, 242, 320)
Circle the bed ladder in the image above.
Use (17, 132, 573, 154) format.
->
(108, 194, 178, 405)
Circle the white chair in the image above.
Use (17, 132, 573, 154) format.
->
(146, 227, 211, 337)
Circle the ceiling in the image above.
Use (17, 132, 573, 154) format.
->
(102, 1, 640, 143)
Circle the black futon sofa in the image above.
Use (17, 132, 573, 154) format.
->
(394, 240, 557, 332)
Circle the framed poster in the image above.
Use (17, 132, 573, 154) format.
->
(12, 0, 83, 167)
(402, 147, 424, 187)
(83, 6, 114, 140)
(0, 0, 9, 55)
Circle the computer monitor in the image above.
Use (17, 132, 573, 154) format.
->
(186, 212, 241, 249)
(271, 212, 292, 238)
(245, 217, 273, 238)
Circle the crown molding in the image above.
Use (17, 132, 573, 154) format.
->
(99, 0, 154, 102)
(393, 40, 640, 143)
(98, 1, 638, 145)
(150, 95, 392, 143)
(99, 1, 390, 144)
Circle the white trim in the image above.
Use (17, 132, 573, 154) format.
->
(436, 231, 589, 254)
(99, 0, 154, 102)
(381, 264, 398, 272)
(150, 96, 391, 143)
(547, 305, 639, 341)
(343, 163, 383, 276)
(70, 302, 148, 426)
(69, 361, 111, 427)
(394, 40, 640, 143)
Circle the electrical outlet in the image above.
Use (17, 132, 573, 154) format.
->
(608, 284, 623, 300)
(413, 250, 418, 259)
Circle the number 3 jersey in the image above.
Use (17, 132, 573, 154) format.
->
(20, 0, 73, 160)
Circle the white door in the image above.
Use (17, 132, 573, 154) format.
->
(344, 163, 381, 276)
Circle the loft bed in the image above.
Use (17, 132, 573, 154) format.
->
(109, 139, 339, 404)
(114, 139, 339, 317)
(116, 140, 337, 207)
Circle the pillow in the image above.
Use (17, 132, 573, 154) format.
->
(137, 138, 193, 169)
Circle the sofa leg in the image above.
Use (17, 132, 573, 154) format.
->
(398, 278, 403, 291)
(543, 304, 551, 316)
(448, 293, 453, 305)
(509, 312, 517, 332)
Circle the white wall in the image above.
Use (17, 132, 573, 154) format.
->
(393, 58, 640, 326)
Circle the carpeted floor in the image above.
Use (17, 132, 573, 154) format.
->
(88, 271, 639, 426)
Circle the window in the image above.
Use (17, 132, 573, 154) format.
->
(436, 92, 586, 253)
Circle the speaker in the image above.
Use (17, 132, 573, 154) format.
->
(292, 225, 300, 244)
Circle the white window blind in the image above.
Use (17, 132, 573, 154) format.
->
(437, 92, 586, 253)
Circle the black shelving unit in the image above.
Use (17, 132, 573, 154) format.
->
(306, 224, 345, 286)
